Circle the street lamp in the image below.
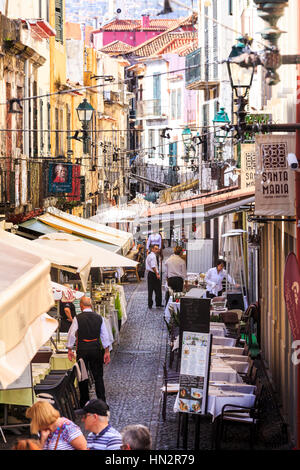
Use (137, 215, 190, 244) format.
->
(213, 107, 231, 162)
(213, 107, 231, 145)
(227, 40, 255, 140)
(182, 126, 193, 162)
(76, 98, 95, 153)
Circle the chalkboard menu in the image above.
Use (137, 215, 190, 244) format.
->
(179, 297, 211, 355)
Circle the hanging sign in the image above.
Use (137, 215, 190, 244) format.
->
(48, 162, 72, 194)
(255, 134, 296, 216)
(284, 252, 300, 341)
(241, 143, 256, 190)
(175, 331, 212, 415)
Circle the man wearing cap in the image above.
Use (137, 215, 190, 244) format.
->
(67, 296, 112, 407)
(76, 399, 122, 450)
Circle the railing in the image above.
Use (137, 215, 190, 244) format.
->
(136, 99, 164, 118)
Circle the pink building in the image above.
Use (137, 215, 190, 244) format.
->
(92, 15, 194, 50)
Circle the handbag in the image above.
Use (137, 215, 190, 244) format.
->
(54, 427, 63, 450)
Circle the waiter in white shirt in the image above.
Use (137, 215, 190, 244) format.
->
(67, 296, 112, 406)
(146, 244, 163, 309)
(205, 258, 234, 298)
(165, 245, 187, 304)
(146, 232, 163, 255)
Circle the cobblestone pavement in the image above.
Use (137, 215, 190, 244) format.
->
(0, 249, 294, 450)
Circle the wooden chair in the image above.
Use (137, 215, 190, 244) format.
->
(215, 380, 264, 449)
(220, 311, 241, 339)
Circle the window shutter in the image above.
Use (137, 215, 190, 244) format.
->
(177, 89, 182, 119)
(55, 0, 63, 44)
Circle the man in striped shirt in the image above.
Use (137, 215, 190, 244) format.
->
(75, 399, 122, 450)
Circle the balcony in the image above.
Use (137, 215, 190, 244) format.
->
(185, 48, 219, 91)
(103, 90, 124, 104)
(136, 99, 166, 119)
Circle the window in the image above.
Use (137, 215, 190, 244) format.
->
(171, 90, 176, 120)
(171, 89, 182, 120)
(55, 0, 63, 44)
(47, 100, 51, 152)
(148, 129, 155, 158)
(55, 108, 59, 155)
(66, 105, 71, 152)
(39, 97, 44, 153)
(176, 89, 182, 119)
(153, 73, 161, 115)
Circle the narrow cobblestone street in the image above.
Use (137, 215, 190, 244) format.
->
(0, 248, 294, 450)
(102, 279, 167, 449)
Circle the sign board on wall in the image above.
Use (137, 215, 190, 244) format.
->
(241, 143, 256, 190)
(48, 162, 72, 194)
(255, 134, 296, 216)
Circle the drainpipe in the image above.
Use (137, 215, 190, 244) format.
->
(296, 0, 300, 449)
(23, 60, 29, 157)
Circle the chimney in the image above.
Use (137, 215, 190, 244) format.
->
(142, 14, 150, 29)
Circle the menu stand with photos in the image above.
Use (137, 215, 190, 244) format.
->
(176, 331, 212, 450)
(0, 364, 33, 443)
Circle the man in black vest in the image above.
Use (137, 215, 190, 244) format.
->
(67, 296, 112, 407)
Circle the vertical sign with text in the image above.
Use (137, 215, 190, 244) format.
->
(241, 143, 256, 191)
(255, 134, 296, 216)
(177, 332, 212, 415)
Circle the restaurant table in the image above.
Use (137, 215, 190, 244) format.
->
(172, 323, 227, 351)
(213, 353, 248, 363)
(225, 361, 249, 374)
(209, 382, 256, 394)
(0, 363, 51, 407)
(210, 359, 243, 384)
(174, 389, 256, 422)
(212, 345, 244, 355)
(212, 336, 237, 347)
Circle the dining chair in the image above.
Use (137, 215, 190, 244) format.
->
(161, 361, 180, 421)
(214, 380, 264, 449)
(239, 358, 254, 383)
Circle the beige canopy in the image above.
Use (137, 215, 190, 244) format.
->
(39, 207, 133, 255)
(0, 240, 57, 388)
(35, 232, 138, 268)
(0, 229, 91, 291)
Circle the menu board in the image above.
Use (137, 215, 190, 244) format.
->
(177, 332, 212, 415)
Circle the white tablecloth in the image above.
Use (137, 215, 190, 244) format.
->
(210, 383, 256, 394)
(207, 389, 256, 421)
(212, 336, 237, 347)
(164, 298, 180, 323)
(225, 361, 249, 374)
(174, 391, 256, 421)
(212, 345, 245, 355)
(210, 366, 243, 384)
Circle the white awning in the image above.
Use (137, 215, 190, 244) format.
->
(42, 207, 133, 255)
(0, 241, 57, 388)
(0, 229, 91, 291)
(0, 313, 58, 389)
(35, 232, 138, 268)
